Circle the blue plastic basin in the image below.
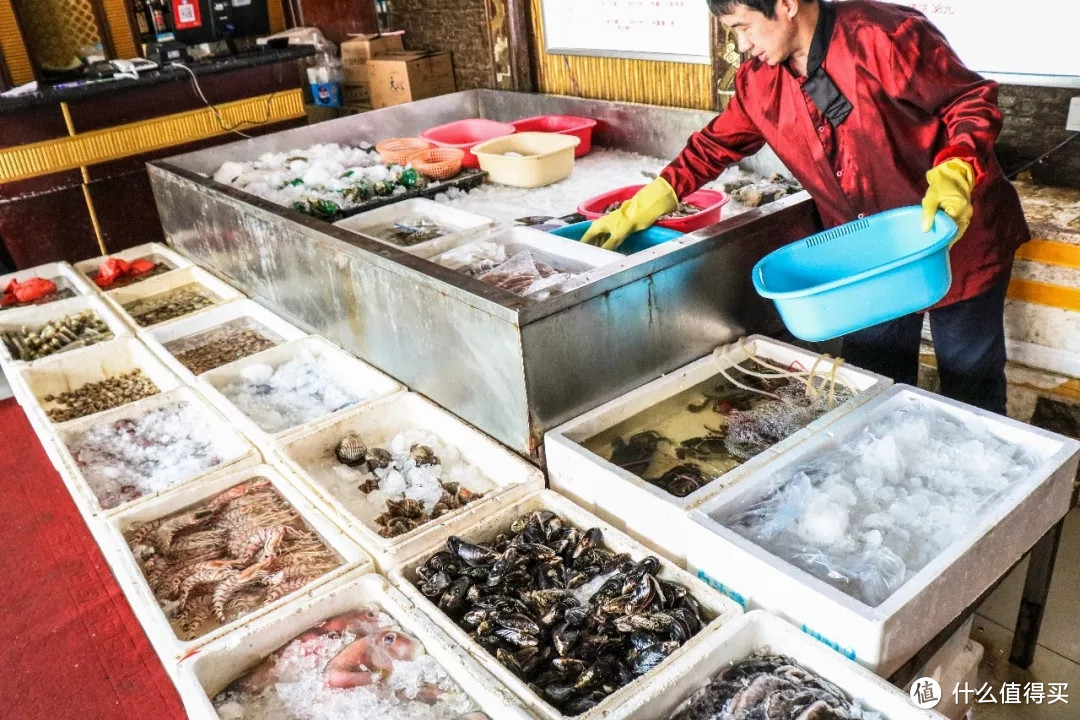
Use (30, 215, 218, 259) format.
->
(549, 221, 683, 255)
(752, 206, 957, 341)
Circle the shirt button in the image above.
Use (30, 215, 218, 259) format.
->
(818, 126, 826, 133)
(858, 213, 866, 219)
(836, 170, 843, 178)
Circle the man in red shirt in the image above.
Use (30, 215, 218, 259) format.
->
(584, 0, 1027, 414)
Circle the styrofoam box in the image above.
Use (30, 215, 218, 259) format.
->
(388, 489, 743, 720)
(687, 385, 1080, 676)
(0, 261, 97, 316)
(333, 197, 496, 258)
(0, 293, 133, 370)
(277, 391, 545, 571)
(99, 463, 373, 670)
(545, 335, 891, 565)
(177, 569, 536, 719)
(141, 299, 309, 385)
(429, 225, 622, 274)
(611, 610, 947, 720)
(14, 337, 185, 431)
(104, 266, 245, 331)
(53, 386, 260, 517)
(197, 335, 404, 457)
(74, 241, 193, 288)
(902, 618, 979, 720)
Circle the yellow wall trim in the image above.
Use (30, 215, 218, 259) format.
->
(0, 0, 34, 85)
(1016, 239, 1080, 271)
(0, 89, 304, 183)
(1008, 278, 1080, 312)
(100, 0, 138, 60)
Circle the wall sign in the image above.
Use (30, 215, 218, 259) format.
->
(541, 0, 712, 65)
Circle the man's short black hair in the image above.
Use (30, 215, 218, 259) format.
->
(706, 0, 815, 19)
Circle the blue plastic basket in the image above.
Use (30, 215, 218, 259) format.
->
(549, 221, 683, 255)
(752, 206, 957, 341)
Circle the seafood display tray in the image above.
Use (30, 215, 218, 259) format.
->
(100, 463, 374, 670)
(314, 168, 489, 223)
(0, 293, 134, 370)
(197, 335, 405, 457)
(610, 610, 946, 720)
(545, 335, 891, 564)
(687, 385, 1080, 676)
(389, 489, 743, 720)
(177, 569, 534, 719)
(142, 299, 310, 386)
(52, 386, 260, 517)
(103, 266, 245, 332)
(74, 241, 194, 286)
(13, 336, 184, 430)
(277, 391, 546, 571)
(0, 261, 97, 315)
(428, 224, 622, 269)
(333, 197, 496, 258)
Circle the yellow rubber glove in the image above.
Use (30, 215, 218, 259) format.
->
(921, 157, 975, 244)
(581, 177, 679, 251)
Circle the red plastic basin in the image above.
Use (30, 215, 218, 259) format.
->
(578, 185, 731, 232)
(420, 119, 516, 168)
(510, 115, 597, 157)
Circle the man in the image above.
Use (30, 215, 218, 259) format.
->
(583, 0, 1028, 415)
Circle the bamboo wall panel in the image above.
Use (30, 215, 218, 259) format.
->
(528, 0, 711, 109)
(0, 0, 34, 84)
(268, 0, 286, 33)
(100, 0, 137, 59)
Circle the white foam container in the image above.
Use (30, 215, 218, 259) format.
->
(99, 463, 373, 671)
(0, 293, 133, 371)
(546, 335, 891, 565)
(0, 261, 97, 316)
(176, 569, 536, 719)
(687, 385, 1080, 676)
(388, 489, 743, 720)
(611, 610, 947, 720)
(277, 391, 545, 571)
(74, 241, 194, 288)
(141, 299, 309, 386)
(196, 335, 404, 456)
(333, 197, 496, 257)
(13, 337, 184, 430)
(902, 618, 980, 720)
(53, 386, 260, 517)
(104, 266, 245, 331)
(429, 225, 622, 274)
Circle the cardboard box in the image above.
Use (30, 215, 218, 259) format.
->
(342, 84, 374, 105)
(369, 51, 455, 109)
(340, 32, 405, 88)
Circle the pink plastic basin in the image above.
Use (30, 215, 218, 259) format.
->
(578, 185, 731, 232)
(420, 119, 516, 168)
(510, 115, 598, 157)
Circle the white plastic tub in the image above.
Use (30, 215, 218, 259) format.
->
(74, 241, 193, 288)
(333, 197, 495, 257)
(687, 385, 1080, 676)
(0, 293, 133, 370)
(141, 299, 309, 385)
(53, 386, 259, 516)
(545, 335, 891, 564)
(389, 489, 743, 720)
(105, 266, 244, 330)
(277, 391, 545, 570)
(13, 336, 184, 430)
(611, 610, 947, 720)
(470, 132, 581, 188)
(176, 569, 535, 719)
(99, 463, 373, 669)
(429, 225, 621, 274)
(197, 335, 404, 456)
(0, 261, 96, 315)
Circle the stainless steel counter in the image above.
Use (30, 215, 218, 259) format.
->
(148, 90, 821, 457)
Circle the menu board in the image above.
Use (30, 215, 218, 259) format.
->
(541, 0, 712, 65)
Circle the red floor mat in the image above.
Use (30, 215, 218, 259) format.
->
(0, 398, 185, 719)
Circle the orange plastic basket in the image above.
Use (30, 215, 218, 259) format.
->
(375, 138, 432, 166)
(407, 147, 465, 181)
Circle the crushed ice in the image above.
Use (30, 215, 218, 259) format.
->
(365, 429, 487, 514)
(719, 399, 1044, 606)
(218, 349, 371, 433)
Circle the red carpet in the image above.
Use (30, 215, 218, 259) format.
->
(0, 398, 186, 719)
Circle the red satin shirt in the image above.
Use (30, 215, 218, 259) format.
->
(661, 0, 1028, 308)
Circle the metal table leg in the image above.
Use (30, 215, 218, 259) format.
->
(1009, 518, 1066, 669)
